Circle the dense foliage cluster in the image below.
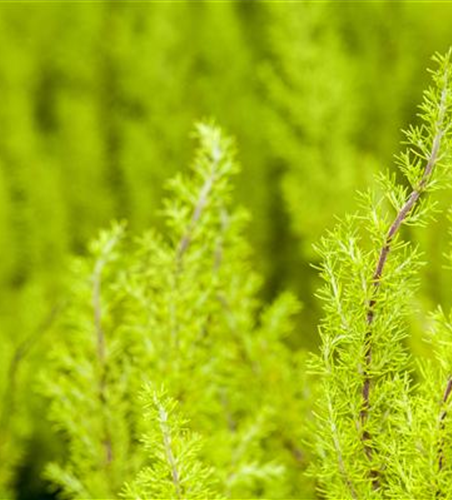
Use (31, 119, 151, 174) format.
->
(3, 2, 452, 499)
(312, 51, 452, 498)
(36, 123, 311, 499)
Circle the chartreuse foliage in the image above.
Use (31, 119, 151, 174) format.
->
(40, 122, 311, 499)
(312, 51, 452, 498)
(122, 386, 217, 500)
(19, 48, 452, 500)
(3, 9, 452, 498)
(263, 1, 417, 262)
(404, 227, 452, 500)
(4, 6, 452, 496)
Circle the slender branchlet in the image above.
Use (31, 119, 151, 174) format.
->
(360, 60, 450, 488)
(155, 395, 183, 499)
(313, 50, 452, 498)
(168, 123, 237, 351)
(122, 386, 217, 500)
(92, 230, 122, 466)
(176, 173, 216, 266)
(175, 124, 235, 269)
(171, 166, 218, 350)
(326, 388, 358, 500)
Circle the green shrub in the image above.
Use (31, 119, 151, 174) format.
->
(39, 123, 312, 499)
(3, 4, 452, 499)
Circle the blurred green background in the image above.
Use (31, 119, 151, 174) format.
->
(2, 1, 452, 498)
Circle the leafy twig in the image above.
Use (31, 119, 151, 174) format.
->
(360, 65, 450, 489)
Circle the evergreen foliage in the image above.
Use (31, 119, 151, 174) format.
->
(311, 50, 452, 498)
(122, 386, 217, 500)
(4, 3, 452, 499)
(39, 123, 310, 499)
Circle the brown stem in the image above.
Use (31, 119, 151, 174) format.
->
(360, 80, 449, 489)
(92, 234, 121, 467)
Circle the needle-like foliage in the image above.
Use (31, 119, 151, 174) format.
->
(122, 386, 218, 500)
(311, 50, 452, 498)
(397, 224, 452, 499)
(40, 222, 144, 499)
(40, 122, 310, 499)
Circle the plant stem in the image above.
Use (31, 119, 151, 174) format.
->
(156, 401, 182, 500)
(360, 78, 449, 490)
(92, 233, 121, 467)
(327, 396, 358, 499)
(171, 162, 221, 350)
(176, 170, 217, 266)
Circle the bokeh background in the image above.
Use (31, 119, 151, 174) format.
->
(2, 1, 452, 498)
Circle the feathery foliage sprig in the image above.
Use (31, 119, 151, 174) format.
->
(40, 222, 145, 499)
(400, 222, 452, 499)
(41, 122, 310, 499)
(312, 50, 452, 498)
(122, 386, 218, 500)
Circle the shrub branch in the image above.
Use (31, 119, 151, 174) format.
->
(92, 231, 121, 466)
(360, 74, 449, 489)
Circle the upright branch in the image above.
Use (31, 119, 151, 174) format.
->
(171, 152, 220, 350)
(174, 123, 235, 269)
(176, 171, 217, 266)
(360, 57, 451, 488)
(123, 385, 217, 500)
(169, 123, 237, 348)
(326, 392, 358, 500)
(155, 396, 182, 500)
(91, 229, 122, 466)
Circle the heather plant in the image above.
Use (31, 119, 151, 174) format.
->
(311, 50, 452, 498)
(0, 1, 447, 359)
(39, 122, 311, 499)
(3, 3, 452, 500)
(38, 50, 452, 500)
